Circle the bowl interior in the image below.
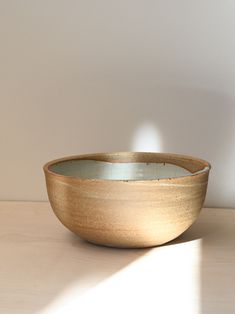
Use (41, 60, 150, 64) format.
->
(49, 159, 208, 181)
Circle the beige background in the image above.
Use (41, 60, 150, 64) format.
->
(0, 1, 235, 207)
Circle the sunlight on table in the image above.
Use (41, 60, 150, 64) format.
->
(38, 239, 201, 314)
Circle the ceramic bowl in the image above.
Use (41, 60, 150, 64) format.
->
(43, 152, 210, 248)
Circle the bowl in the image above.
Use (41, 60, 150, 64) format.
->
(43, 152, 210, 248)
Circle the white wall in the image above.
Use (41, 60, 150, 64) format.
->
(0, 1, 235, 207)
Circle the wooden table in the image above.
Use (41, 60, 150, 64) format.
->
(0, 202, 234, 314)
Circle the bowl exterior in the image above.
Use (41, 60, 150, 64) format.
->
(44, 167, 209, 248)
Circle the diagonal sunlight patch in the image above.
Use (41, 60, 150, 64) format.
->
(38, 239, 201, 314)
(131, 122, 162, 152)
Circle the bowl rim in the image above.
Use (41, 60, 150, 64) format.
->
(43, 152, 211, 183)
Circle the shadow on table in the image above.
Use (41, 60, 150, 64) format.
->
(0, 202, 148, 314)
(168, 208, 235, 314)
(199, 209, 235, 314)
(33, 233, 149, 313)
(4, 205, 233, 314)
(15, 211, 199, 314)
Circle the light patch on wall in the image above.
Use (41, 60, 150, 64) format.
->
(131, 122, 162, 152)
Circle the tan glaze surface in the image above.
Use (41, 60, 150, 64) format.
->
(44, 152, 211, 248)
(1, 202, 234, 314)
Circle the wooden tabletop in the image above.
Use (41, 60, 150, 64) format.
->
(0, 202, 234, 314)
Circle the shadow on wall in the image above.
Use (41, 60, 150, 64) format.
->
(75, 83, 235, 207)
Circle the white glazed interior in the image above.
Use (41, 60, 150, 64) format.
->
(49, 160, 208, 180)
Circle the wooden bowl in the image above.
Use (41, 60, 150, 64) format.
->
(43, 152, 210, 248)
